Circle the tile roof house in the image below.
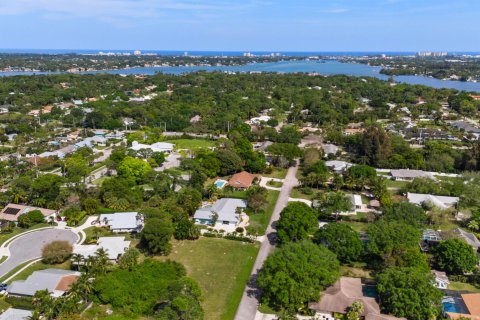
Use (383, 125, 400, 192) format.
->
(73, 236, 131, 261)
(227, 171, 261, 189)
(99, 212, 143, 233)
(7, 269, 80, 298)
(309, 277, 404, 320)
(194, 198, 247, 226)
(446, 293, 480, 319)
(0, 203, 57, 223)
(407, 193, 459, 210)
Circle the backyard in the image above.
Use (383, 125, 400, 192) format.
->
(165, 139, 215, 150)
(155, 238, 259, 320)
(247, 190, 280, 235)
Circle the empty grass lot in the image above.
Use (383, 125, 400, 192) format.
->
(248, 190, 280, 235)
(165, 139, 215, 150)
(156, 238, 259, 320)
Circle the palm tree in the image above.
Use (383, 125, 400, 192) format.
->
(71, 253, 84, 271)
(468, 220, 479, 232)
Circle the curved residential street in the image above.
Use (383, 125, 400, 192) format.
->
(235, 162, 299, 320)
(0, 229, 78, 278)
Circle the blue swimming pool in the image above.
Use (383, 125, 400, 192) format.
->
(214, 179, 227, 189)
(443, 302, 459, 313)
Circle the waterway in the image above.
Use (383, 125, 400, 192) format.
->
(2, 60, 480, 92)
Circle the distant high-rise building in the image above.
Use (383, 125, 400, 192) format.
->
(133, 50, 142, 56)
(416, 51, 447, 57)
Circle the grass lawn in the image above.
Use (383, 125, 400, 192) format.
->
(0, 298, 11, 312)
(341, 266, 373, 279)
(155, 238, 259, 320)
(7, 260, 71, 283)
(340, 221, 368, 232)
(92, 176, 109, 186)
(266, 180, 283, 188)
(290, 188, 317, 200)
(0, 223, 51, 246)
(0, 256, 7, 264)
(384, 179, 409, 189)
(263, 168, 288, 179)
(448, 281, 480, 293)
(222, 190, 248, 199)
(248, 190, 280, 235)
(165, 139, 215, 150)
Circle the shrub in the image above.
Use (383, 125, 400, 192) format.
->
(41, 240, 73, 264)
(5, 296, 35, 310)
(236, 227, 244, 233)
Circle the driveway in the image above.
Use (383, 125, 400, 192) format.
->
(0, 229, 78, 277)
(235, 162, 299, 320)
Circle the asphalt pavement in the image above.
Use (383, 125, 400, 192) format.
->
(234, 162, 299, 320)
(0, 229, 78, 278)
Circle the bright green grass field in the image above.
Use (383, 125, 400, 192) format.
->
(248, 190, 280, 235)
(165, 139, 215, 150)
(156, 238, 259, 320)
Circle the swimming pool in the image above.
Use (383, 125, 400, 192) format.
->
(214, 179, 228, 189)
(443, 302, 459, 313)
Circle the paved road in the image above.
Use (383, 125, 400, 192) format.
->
(235, 163, 299, 320)
(0, 229, 78, 278)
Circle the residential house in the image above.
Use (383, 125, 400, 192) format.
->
(0, 107, 9, 114)
(390, 169, 435, 181)
(321, 143, 339, 157)
(130, 141, 175, 153)
(73, 236, 131, 262)
(0, 203, 57, 223)
(0, 308, 33, 320)
(227, 171, 261, 190)
(445, 293, 480, 319)
(344, 128, 365, 136)
(325, 160, 353, 174)
(454, 228, 480, 252)
(407, 193, 459, 210)
(98, 212, 144, 233)
(194, 198, 247, 226)
(7, 269, 80, 298)
(190, 115, 201, 123)
(309, 277, 404, 320)
(451, 121, 480, 139)
(432, 270, 450, 289)
(248, 115, 271, 125)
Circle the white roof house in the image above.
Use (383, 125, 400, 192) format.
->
(99, 212, 143, 232)
(248, 115, 271, 125)
(321, 144, 339, 156)
(407, 193, 459, 210)
(130, 141, 175, 153)
(432, 270, 449, 289)
(194, 198, 247, 226)
(73, 236, 131, 261)
(0, 308, 33, 320)
(325, 160, 353, 173)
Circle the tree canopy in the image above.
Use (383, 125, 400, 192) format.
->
(276, 202, 318, 244)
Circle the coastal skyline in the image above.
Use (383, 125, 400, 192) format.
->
(1, 0, 479, 52)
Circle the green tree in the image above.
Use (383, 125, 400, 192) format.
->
(382, 202, 427, 227)
(313, 223, 363, 263)
(141, 218, 174, 255)
(117, 156, 152, 183)
(276, 202, 318, 244)
(377, 267, 443, 320)
(433, 238, 479, 275)
(42, 240, 73, 264)
(316, 192, 353, 220)
(118, 248, 140, 271)
(174, 219, 200, 240)
(257, 241, 340, 312)
(246, 186, 269, 213)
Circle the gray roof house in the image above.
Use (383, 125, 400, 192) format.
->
(390, 169, 435, 181)
(407, 193, 459, 210)
(194, 198, 247, 226)
(7, 269, 81, 298)
(455, 228, 480, 250)
(99, 212, 143, 233)
(0, 308, 32, 320)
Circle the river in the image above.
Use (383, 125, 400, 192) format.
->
(2, 60, 480, 92)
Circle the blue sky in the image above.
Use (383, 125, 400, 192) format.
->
(0, 0, 479, 52)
